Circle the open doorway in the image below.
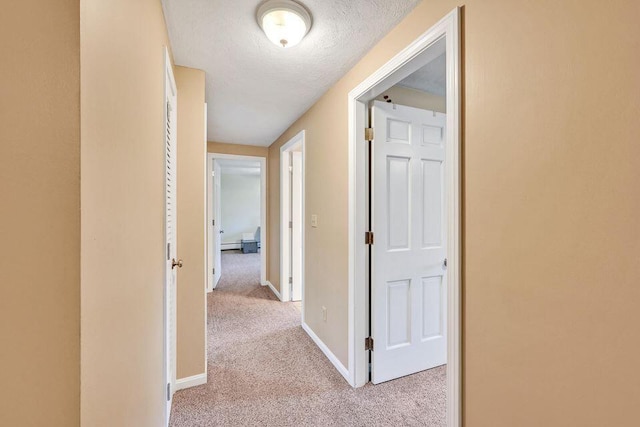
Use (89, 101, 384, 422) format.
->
(207, 154, 267, 292)
(369, 37, 449, 385)
(348, 8, 461, 426)
(279, 131, 305, 304)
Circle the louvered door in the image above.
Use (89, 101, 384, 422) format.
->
(164, 54, 177, 420)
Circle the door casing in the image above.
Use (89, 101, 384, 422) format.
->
(279, 130, 306, 303)
(210, 158, 222, 288)
(206, 153, 268, 292)
(347, 7, 461, 427)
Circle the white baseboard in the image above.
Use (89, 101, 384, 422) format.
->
(265, 280, 282, 301)
(301, 322, 350, 384)
(175, 373, 207, 391)
(221, 243, 241, 250)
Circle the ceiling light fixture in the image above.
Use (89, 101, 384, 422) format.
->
(257, 0, 312, 48)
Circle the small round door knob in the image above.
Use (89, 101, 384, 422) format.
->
(172, 258, 183, 269)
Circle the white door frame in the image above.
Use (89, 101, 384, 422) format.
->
(163, 46, 177, 426)
(207, 153, 267, 291)
(279, 130, 306, 303)
(347, 8, 461, 426)
(209, 158, 222, 289)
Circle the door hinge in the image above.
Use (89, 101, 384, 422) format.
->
(212, 219, 215, 226)
(365, 337, 374, 351)
(289, 165, 293, 173)
(365, 231, 374, 245)
(365, 127, 374, 141)
(289, 276, 293, 284)
(167, 243, 170, 260)
(167, 383, 171, 401)
(213, 268, 215, 275)
(289, 221, 293, 229)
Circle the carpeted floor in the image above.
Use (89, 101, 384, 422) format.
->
(170, 250, 445, 426)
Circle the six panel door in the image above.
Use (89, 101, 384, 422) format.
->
(371, 100, 447, 384)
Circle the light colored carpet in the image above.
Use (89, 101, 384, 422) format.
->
(170, 250, 445, 426)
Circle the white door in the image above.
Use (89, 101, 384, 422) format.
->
(164, 53, 178, 419)
(291, 152, 303, 301)
(371, 100, 447, 384)
(212, 159, 222, 288)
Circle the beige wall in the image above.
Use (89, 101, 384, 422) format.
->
(80, 0, 172, 425)
(0, 1, 80, 426)
(374, 85, 446, 113)
(268, 1, 640, 425)
(175, 66, 207, 379)
(268, 93, 350, 364)
(208, 141, 269, 157)
(220, 173, 261, 245)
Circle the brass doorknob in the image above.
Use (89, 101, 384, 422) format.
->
(172, 258, 183, 269)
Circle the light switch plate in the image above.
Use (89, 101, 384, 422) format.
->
(311, 214, 318, 228)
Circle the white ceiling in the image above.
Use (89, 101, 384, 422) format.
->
(397, 52, 446, 96)
(162, 0, 421, 146)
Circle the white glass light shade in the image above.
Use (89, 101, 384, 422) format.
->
(257, 0, 312, 48)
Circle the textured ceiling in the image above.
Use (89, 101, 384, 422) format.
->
(397, 53, 446, 96)
(162, 0, 421, 146)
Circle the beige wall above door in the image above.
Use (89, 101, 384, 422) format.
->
(374, 85, 445, 113)
(208, 141, 268, 158)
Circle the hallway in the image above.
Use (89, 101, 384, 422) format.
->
(170, 251, 445, 426)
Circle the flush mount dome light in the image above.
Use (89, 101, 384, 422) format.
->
(257, 0, 312, 48)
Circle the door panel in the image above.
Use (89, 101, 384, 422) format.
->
(164, 63, 177, 417)
(387, 156, 410, 250)
(212, 159, 222, 288)
(421, 159, 443, 248)
(291, 152, 303, 302)
(387, 279, 411, 348)
(371, 100, 447, 384)
(421, 276, 444, 339)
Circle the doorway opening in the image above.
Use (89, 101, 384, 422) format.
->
(207, 153, 267, 292)
(348, 8, 461, 426)
(279, 130, 305, 305)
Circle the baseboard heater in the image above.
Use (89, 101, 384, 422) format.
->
(221, 242, 261, 251)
